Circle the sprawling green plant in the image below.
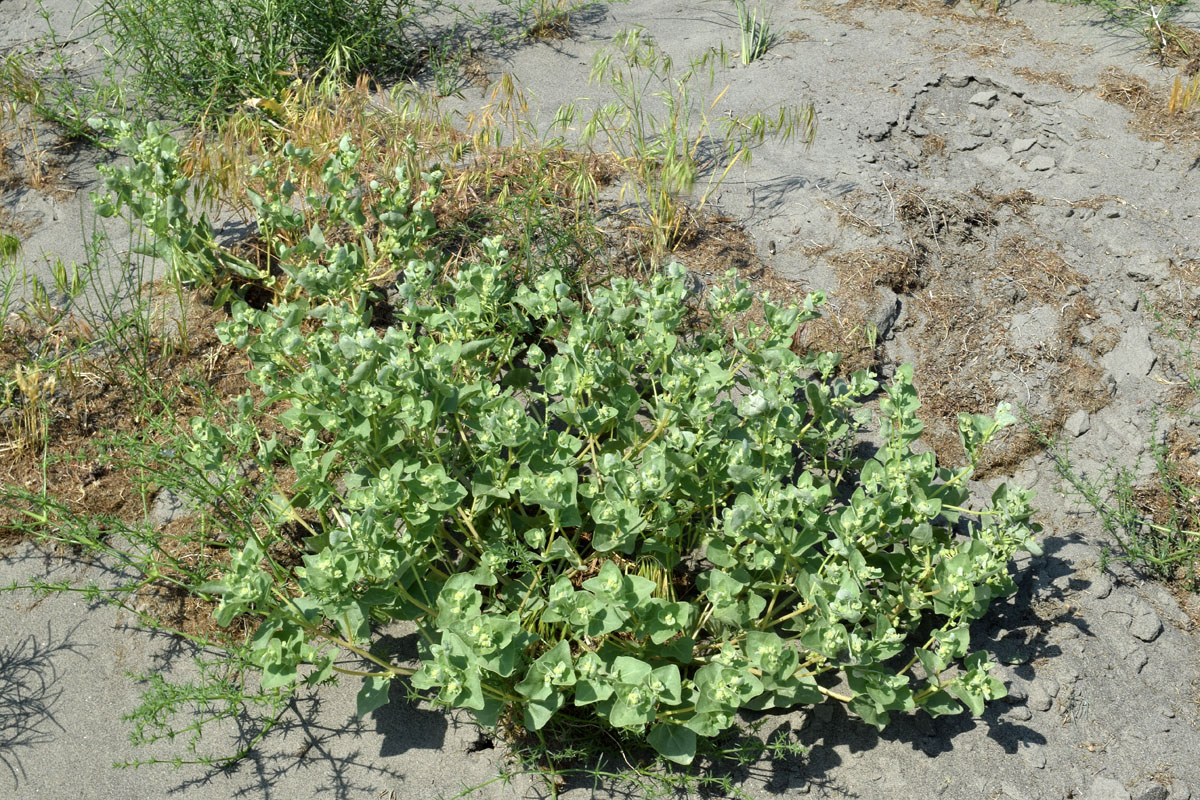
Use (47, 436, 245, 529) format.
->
(96, 127, 1040, 767)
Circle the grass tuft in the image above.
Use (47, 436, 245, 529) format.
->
(733, 0, 777, 64)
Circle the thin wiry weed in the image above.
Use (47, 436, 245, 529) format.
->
(1034, 292, 1200, 590)
(1042, 418, 1200, 590)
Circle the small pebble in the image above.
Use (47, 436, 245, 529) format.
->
(1134, 786, 1168, 800)
(1028, 684, 1053, 711)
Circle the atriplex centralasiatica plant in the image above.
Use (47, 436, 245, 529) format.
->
(90, 119, 269, 303)
(733, 0, 776, 65)
(556, 28, 816, 260)
(94, 124, 1041, 768)
(176, 75, 609, 289)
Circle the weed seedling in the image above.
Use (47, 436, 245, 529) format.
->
(733, 0, 776, 64)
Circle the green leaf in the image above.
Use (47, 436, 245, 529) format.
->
(576, 678, 614, 705)
(946, 682, 986, 716)
(608, 692, 656, 728)
(920, 689, 964, 717)
(915, 648, 945, 678)
(542, 535, 584, 568)
(516, 641, 575, 700)
(648, 723, 697, 765)
(356, 675, 392, 717)
(524, 692, 565, 731)
(583, 561, 627, 599)
(261, 661, 298, 690)
(612, 656, 653, 686)
(932, 626, 970, 661)
(848, 695, 889, 729)
(591, 497, 644, 553)
(471, 697, 505, 728)
(647, 665, 682, 705)
(683, 709, 735, 738)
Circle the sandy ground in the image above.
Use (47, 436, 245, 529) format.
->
(3, 0, 1200, 798)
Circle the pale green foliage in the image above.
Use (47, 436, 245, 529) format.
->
(97, 128, 1041, 767)
(91, 120, 267, 295)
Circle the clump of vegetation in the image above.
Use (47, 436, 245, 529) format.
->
(87, 119, 1040, 769)
(93, 0, 420, 118)
(0, 1, 1066, 789)
(1057, 0, 1199, 64)
(0, 232, 19, 258)
(1046, 422, 1200, 590)
(733, 0, 777, 64)
(1169, 72, 1200, 114)
(1043, 295, 1200, 591)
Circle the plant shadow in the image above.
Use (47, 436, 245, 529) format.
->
(0, 620, 84, 790)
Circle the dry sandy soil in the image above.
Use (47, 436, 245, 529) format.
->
(3, 0, 1200, 798)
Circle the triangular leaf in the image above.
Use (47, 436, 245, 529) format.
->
(648, 723, 697, 765)
(356, 675, 391, 717)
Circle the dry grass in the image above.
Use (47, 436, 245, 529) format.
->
(1169, 72, 1200, 115)
(182, 75, 618, 281)
(1013, 67, 1088, 94)
(1099, 66, 1200, 144)
(811, 181, 1111, 471)
(921, 133, 946, 158)
(0, 286, 254, 533)
(832, 0, 1014, 23)
(1154, 23, 1200, 68)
